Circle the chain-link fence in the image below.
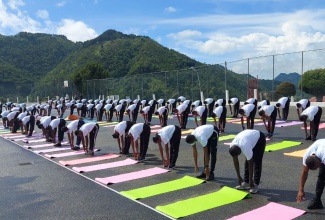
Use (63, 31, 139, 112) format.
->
(2, 48, 325, 103)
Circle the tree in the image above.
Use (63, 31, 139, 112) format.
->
(276, 81, 296, 97)
(298, 68, 325, 101)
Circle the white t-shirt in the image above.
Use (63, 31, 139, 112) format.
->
(17, 112, 27, 120)
(76, 103, 83, 108)
(157, 99, 165, 105)
(67, 120, 79, 134)
(115, 104, 122, 112)
(176, 104, 187, 114)
(258, 100, 269, 108)
(213, 106, 224, 118)
(192, 100, 201, 108)
(133, 99, 139, 104)
(49, 118, 61, 129)
(104, 104, 112, 111)
(303, 139, 325, 166)
(95, 103, 103, 111)
(194, 106, 206, 116)
(87, 104, 94, 110)
(114, 121, 127, 136)
(296, 99, 309, 109)
(259, 105, 275, 116)
(148, 100, 155, 106)
(276, 97, 289, 108)
(141, 100, 147, 106)
(157, 106, 167, 115)
(245, 98, 256, 105)
(22, 116, 31, 125)
(80, 122, 97, 136)
(240, 104, 255, 116)
(41, 116, 52, 128)
(191, 124, 216, 147)
(230, 129, 261, 160)
(183, 100, 191, 106)
(158, 125, 176, 145)
(1, 111, 10, 118)
(142, 106, 150, 114)
(178, 96, 186, 102)
(216, 99, 224, 106)
(129, 123, 144, 141)
(301, 106, 320, 121)
(230, 98, 238, 105)
(127, 104, 137, 112)
(205, 98, 214, 105)
(6, 111, 19, 121)
(167, 99, 175, 104)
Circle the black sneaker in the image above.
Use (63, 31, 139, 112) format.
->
(206, 173, 215, 181)
(54, 143, 62, 147)
(168, 164, 176, 169)
(308, 198, 323, 210)
(196, 172, 206, 178)
(305, 135, 312, 140)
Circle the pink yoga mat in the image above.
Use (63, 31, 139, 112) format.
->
(95, 167, 170, 185)
(23, 138, 47, 143)
(13, 136, 42, 142)
(72, 158, 138, 173)
(44, 148, 100, 158)
(59, 154, 120, 166)
(255, 120, 285, 126)
(34, 146, 72, 154)
(300, 123, 325, 130)
(150, 125, 161, 129)
(151, 129, 161, 133)
(275, 121, 302, 127)
(23, 143, 57, 149)
(228, 202, 305, 220)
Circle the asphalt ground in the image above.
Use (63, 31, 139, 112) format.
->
(1, 106, 325, 220)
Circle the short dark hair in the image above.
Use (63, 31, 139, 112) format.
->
(192, 111, 198, 115)
(306, 155, 318, 170)
(228, 100, 232, 104)
(74, 130, 80, 136)
(185, 135, 196, 144)
(296, 103, 302, 108)
(152, 134, 161, 143)
(229, 145, 242, 157)
(211, 113, 216, 118)
(112, 133, 119, 139)
(154, 111, 159, 115)
(299, 115, 308, 122)
(238, 109, 245, 115)
(258, 110, 265, 116)
(61, 127, 69, 132)
(140, 110, 144, 114)
(275, 103, 281, 108)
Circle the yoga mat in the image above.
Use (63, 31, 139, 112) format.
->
(181, 129, 194, 135)
(12, 136, 42, 142)
(72, 158, 138, 173)
(59, 154, 120, 166)
(228, 202, 305, 220)
(232, 119, 263, 124)
(120, 176, 205, 200)
(151, 129, 161, 133)
(150, 125, 161, 129)
(283, 149, 307, 158)
(5, 134, 27, 139)
(23, 143, 58, 149)
(44, 148, 99, 158)
(219, 134, 236, 141)
(254, 120, 285, 126)
(103, 124, 117, 128)
(265, 141, 302, 152)
(23, 138, 47, 143)
(34, 146, 71, 154)
(95, 167, 170, 185)
(275, 121, 302, 127)
(300, 123, 325, 130)
(156, 186, 250, 219)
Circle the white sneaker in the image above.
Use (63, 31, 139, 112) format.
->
(249, 185, 259, 194)
(236, 182, 250, 190)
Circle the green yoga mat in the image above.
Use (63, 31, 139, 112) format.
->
(206, 117, 233, 122)
(265, 140, 302, 152)
(120, 176, 205, 200)
(156, 186, 250, 218)
(219, 134, 236, 141)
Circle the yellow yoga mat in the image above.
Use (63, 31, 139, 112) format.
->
(283, 149, 307, 158)
(181, 129, 194, 135)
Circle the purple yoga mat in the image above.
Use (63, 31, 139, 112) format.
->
(59, 154, 120, 166)
(23, 141, 69, 149)
(72, 158, 138, 173)
(254, 120, 285, 126)
(95, 167, 170, 185)
(44, 148, 100, 159)
(34, 146, 72, 154)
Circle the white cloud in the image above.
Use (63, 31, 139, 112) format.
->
(164, 7, 176, 13)
(56, 1, 66, 7)
(56, 19, 98, 42)
(36, 10, 49, 20)
(7, 0, 24, 10)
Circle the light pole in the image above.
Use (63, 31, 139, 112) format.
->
(190, 67, 202, 101)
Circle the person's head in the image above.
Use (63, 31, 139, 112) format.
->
(211, 113, 216, 118)
(185, 135, 197, 145)
(275, 103, 281, 108)
(299, 115, 308, 122)
(258, 109, 265, 117)
(154, 111, 159, 115)
(238, 109, 245, 116)
(173, 109, 179, 114)
(112, 132, 119, 139)
(36, 120, 41, 126)
(61, 126, 69, 132)
(37, 124, 43, 129)
(140, 110, 144, 114)
(215, 103, 219, 107)
(74, 130, 81, 136)
(229, 145, 242, 157)
(296, 103, 302, 108)
(192, 110, 198, 116)
(152, 134, 161, 143)
(228, 100, 232, 104)
(305, 155, 321, 170)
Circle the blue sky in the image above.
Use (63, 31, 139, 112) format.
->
(1, 0, 325, 69)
